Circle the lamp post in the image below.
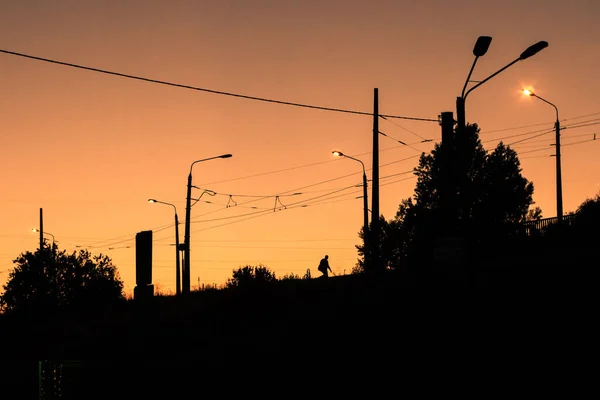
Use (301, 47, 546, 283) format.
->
(183, 154, 232, 295)
(32, 228, 55, 247)
(332, 151, 369, 268)
(457, 38, 548, 132)
(456, 36, 492, 132)
(148, 199, 181, 295)
(523, 89, 563, 224)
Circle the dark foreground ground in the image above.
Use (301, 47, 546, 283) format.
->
(0, 260, 594, 398)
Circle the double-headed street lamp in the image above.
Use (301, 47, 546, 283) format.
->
(457, 37, 548, 131)
(32, 228, 55, 247)
(332, 151, 369, 266)
(148, 199, 182, 295)
(183, 154, 232, 295)
(448, 37, 548, 234)
(523, 89, 563, 223)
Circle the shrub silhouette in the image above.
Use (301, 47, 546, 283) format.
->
(1, 244, 124, 316)
(226, 264, 277, 288)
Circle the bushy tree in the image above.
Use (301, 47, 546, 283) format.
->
(226, 264, 277, 288)
(356, 123, 536, 270)
(572, 192, 600, 242)
(476, 141, 534, 235)
(1, 244, 124, 316)
(355, 215, 398, 272)
(526, 206, 543, 221)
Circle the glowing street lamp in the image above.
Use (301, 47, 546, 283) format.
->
(457, 38, 548, 131)
(32, 228, 55, 247)
(522, 89, 563, 223)
(333, 150, 369, 267)
(149, 199, 182, 295)
(183, 154, 232, 295)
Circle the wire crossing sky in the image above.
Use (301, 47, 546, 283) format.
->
(0, 49, 438, 122)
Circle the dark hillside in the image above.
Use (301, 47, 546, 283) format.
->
(1, 263, 593, 398)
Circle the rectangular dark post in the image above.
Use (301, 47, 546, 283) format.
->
(440, 111, 455, 235)
(134, 230, 154, 300)
(440, 111, 454, 147)
(371, 88, 380, 272)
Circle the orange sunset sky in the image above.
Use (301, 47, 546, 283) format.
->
(1, 0, 599, 295)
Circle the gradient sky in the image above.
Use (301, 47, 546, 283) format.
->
(2, 0, 599, 295)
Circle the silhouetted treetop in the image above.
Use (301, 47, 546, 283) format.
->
(355, 123, 536, 270)
(226, 264, 277, 289)
(1, 245, 124, 316)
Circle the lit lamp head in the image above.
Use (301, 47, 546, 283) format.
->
(523, 89, 535, 96)
(332, 151, 344, 157)
(148, 199, 157, 203)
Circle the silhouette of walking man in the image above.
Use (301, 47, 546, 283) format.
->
(318, 255, 332, 278)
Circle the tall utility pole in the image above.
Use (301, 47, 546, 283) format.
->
(39, 208, 43, 250)
(523, 90, 562, 223)
(183, 172, 193, 295)
(183, 154, 232, 295)
(440, 112, 456, 235)
(174, 212, 181, 295)
(332, 150, 369, 269)
(148, 199, 181, 295)
(555, 118, 563, 223)
(371, 88, 380, 272)
(362, 171, 369, 255)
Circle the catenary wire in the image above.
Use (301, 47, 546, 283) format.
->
(0, 48, 438, 122)
(379, 115, 432, 141)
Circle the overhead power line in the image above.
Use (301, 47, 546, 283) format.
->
(378, 131, 427, 154)
(479, 112, 600, 136)
(380, 115, 432, 142)
(0, 48, 438, 122)
(73, 158, 419, 249)
(517, 136, 600, 156)
(479, 121, 554, 135)
(192, 238, 356, 243)
(507, 129, 555, 146)
(563, 120, 600, 130)
(200, 143, 411, 186)
(560, 138, 599, 150)
(509, 132, 596, 147)
(190, 174, 418, 235)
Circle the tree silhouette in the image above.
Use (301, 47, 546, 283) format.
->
(226, 264, 277, 288)
(476, 141, 534, 236)
(1, 244, 124, 316)
(355, 215, 397, 272)
(573, 192, 600, 243)
(356, 124, 536, 270)
(526, 206, 543, 221)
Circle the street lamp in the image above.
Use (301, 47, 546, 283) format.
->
(333, 151, 369, 268)
(183, 153, 232, 294)
(457, 38, 548, 131)
(32, 228, 55, 247)
(522, 89, 563, 223)
(149, 199, 182, 295)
